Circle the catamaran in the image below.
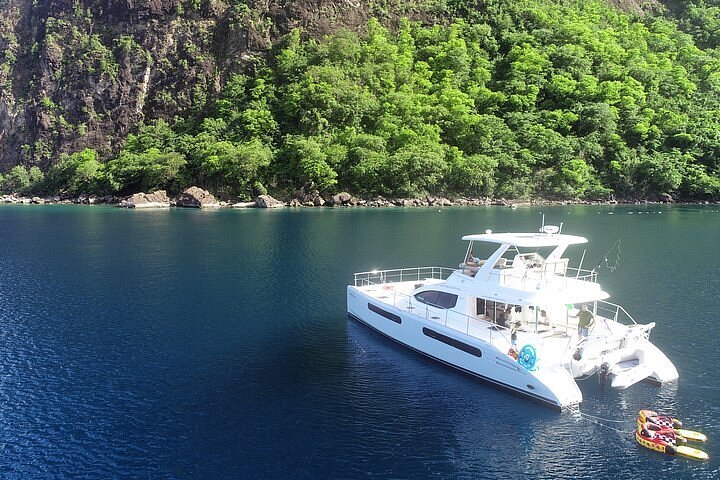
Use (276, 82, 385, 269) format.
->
(346, 225, 678, 410)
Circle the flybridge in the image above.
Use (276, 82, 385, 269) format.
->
(461, 232, 588, 247)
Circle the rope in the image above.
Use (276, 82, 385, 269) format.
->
(593, 239, 622, 273)
(579, 411, 632, 423)
(578, 414, 630, 434)
(568, 408, 634, 436)
(604, 239, 622, 272)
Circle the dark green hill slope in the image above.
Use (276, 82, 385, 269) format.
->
(1, 0, 718, 200)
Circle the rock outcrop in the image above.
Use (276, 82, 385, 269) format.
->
(119, 190, 170, 208)
(255, 194, 285, 208)
(175, 187, 219, 208)
(329, 192, 355, 206)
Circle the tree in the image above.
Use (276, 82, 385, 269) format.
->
(1, 165, 31, 193)
(199, 139, 273, 197)
(447, 153, 498, 197)
(280, 136, 338, 192)
(385, 138, 448, 197)
(104, 149, 186, 194)
(632, 151, 686, 196)
(43, 149, 104, 194)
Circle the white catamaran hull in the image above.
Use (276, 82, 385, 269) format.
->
(348, 286, 582, 409)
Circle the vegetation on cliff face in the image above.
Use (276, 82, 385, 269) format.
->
(1, 0, 719, 200)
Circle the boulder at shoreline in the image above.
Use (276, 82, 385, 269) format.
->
(175, 187, 220, 208)
(119, 190, 171, 208)
(255, 194, 285, 208)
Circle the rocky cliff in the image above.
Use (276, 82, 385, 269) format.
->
(0, 0, 664, 171)
(0, 0, 387, 170)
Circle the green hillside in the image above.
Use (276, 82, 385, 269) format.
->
(2, 0, 719, 201)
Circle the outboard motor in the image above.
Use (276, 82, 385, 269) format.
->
(598, 362, 610, 390)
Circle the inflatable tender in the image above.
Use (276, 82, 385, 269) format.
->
(636, 422, 709, 461)
(639, 410, 708, 442)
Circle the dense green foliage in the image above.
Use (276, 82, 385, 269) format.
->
(4, 0, 720, 200)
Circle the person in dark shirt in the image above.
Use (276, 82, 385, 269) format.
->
(573, 304, 595, 338)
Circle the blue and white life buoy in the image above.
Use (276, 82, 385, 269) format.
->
(518, 344, 538, 371)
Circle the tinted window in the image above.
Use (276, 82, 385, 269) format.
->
(422, 328, 482, 357)
(414, 290, 458, 309)
(476, 298, 485, 315)
(368, 303, 401, 324)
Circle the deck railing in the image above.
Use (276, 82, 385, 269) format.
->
(354, 268, 514, 348)
(595, 300, 638, 325)
(567, 266, 597, 283)
(352, 266, 634, 352)
(353, 266, 456, 287)
(489, 261, 598, 291)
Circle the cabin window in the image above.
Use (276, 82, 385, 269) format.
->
(422, 328, 482, 357)
(476, 299, 497, 321)
(368, 303, 401, 324)
(414, 290, 458, 309)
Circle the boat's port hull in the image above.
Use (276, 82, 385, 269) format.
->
(348, 286, 582, 410)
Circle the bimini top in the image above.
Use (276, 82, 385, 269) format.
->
(461, 232, 588, 247)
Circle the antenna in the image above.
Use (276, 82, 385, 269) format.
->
(540, 213, 545, 233)
(576, 249, 587, 279)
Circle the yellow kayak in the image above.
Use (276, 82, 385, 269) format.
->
(676, 445, 709, 461)
(636, 422, 710, 461)
(675, 428, 707, 443)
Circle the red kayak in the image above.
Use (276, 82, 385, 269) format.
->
(639, 409, 682, 429)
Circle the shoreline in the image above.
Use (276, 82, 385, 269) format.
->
(2, 191, 718, 209)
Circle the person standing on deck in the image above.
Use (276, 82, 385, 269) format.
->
(511, 321, 520, 347)
(572, 304, 595, 338)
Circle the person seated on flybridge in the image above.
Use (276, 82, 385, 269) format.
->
(462, 251, 483, 276)
(465, 251, 480, 266)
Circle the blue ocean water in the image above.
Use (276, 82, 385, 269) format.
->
(0, 204, 718, 479)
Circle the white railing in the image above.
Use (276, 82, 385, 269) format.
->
(567, 267, 598, 282)
(595, 300, 638, 325)
(488, 260, 597, 291)
(353, 266, 456, 287)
